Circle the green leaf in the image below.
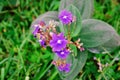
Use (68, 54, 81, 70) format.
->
(88, 32, 120, 53)
(0, 3, 3, 12)
(58, 22, 68, 37)
(59, 0, 94, 19)
(9, 0, 19, 6)
(59, 5, 82, 38)
(69, 44, 77, 57)
(59, 51, 88, 80)
(78, 19, 116, 48)
(1, 67, 5, 80)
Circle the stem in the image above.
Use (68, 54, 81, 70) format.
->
(67, 24, 71, 41)
(100, 46, 113, 58)
(97, 51, 120, 80)
(0, 58, 8, 65)
(17, 31, 31, 72)
(49, 71, 58, 80)
(38, 63, 52, 79)
(1, 67, 5, 80)
(71, 22, 77, 35)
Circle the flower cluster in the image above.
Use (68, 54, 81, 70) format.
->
(32, 10, 84, 73)
(52, 59, 71, 73)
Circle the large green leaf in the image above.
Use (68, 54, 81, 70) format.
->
(59, 51, 88, 80)
(77, 19, 116, 48)
(59, 0, 94, 19)
(88, 32, 120, 53)
(59, 5, 82, 38)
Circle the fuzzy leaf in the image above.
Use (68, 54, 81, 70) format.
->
(88, 32, 120, 53)
(67, 5, 82, 37)
(31, 11, 58, 28)
(59, 0, 94, 19)
(77, 19, 117, 48)
(59, 51, 88, 80)
(59, 5, 82, 38)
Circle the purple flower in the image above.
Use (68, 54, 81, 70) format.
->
(50, 33, 67, 51)
(32, 25, 40, 37)
(39, 39, 46, 47)
(55, 49, 70, 59)
(58, 63, 71, 73)
(39, 21, 46, 26)
(80, 47, 85, 52)
(59, 10, 73, 24)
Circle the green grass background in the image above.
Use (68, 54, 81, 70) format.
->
(0, 0, 120, 80)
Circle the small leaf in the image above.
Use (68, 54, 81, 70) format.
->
(59, 5, 82, 38)
(69, 44, 77, 57)
(0, 3, 3, 12)
(7, 0, 19, 7)
(59, 0, 94, 19)
(31, 11, 58, 28)
(59, 51, 88, 80)
(77, 19, 116, 48)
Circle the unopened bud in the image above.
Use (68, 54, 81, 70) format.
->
(25, 76, 29, 80)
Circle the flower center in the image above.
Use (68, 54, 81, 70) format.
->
(39, 39, 42, 42)
(63, 16, 67, 19)
(61, 52, 64, 55)
(57, 40, 62, 44)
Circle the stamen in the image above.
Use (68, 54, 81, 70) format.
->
(57, 40, 62, 44)
(63, 16, 67, 19)
(61, 52, 64, 54)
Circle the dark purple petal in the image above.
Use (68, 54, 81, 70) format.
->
(58, 33, 65, 39)
(51, 33, 58, 39)
(58, 63, 71, 73)
(39, 39, 46, 47)
(50, 33, 67, 51)
(32, 25, 40, 37)
(53, 45, 64, 51)
(58, 64, 64, 71)
(64, 63, 71, 73)
(55, 49, 70, 59)
(50, 40, 57, 47)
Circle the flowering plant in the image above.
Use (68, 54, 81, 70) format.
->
(31, 0, 120, 79)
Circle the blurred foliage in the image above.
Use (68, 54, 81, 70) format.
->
(0, 0, 120, 80)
